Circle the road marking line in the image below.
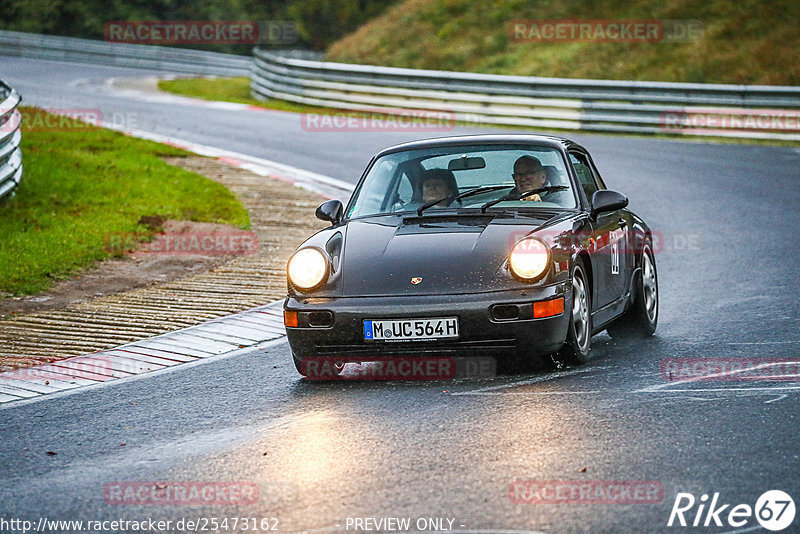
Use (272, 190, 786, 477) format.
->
(450, 366, 608, 396)
(715, 525, 764, 534)
(635, 360, 800, 393)
(727, 340, 800, 345)
(456, 390, 602, 396)
(644, 386, 800, 393)
(765, 394, 787, 404)
(669, 340, 800, 345)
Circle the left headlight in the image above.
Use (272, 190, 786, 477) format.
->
(509, 237, 550, 280)
(287, 248, 328, 290)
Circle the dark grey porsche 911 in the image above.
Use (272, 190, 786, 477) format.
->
(284, 134, 658, 375)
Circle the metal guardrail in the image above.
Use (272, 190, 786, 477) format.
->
(0, 30, 250, 77)
(251, 49, 800, 141)
(0, 81, 22, 202)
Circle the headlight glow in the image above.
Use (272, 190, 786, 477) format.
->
(287, 248, 328, 289)
(509, 238, 550, 280)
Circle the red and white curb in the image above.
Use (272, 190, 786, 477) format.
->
(0, 301, 287, 404)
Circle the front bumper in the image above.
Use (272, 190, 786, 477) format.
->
(285, 284, 571, 363)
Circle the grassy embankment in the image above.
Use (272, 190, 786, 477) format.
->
(0, 107, 249, 295)
(327, 0, 800, 85)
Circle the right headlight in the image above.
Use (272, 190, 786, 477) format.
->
(287, 248, 328, 290)
(509, 237, 550, 280)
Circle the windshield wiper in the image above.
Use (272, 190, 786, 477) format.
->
(480, 186, 569, 213)
(417, 185, 512, 216)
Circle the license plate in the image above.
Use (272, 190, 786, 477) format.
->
(363, 317, 459, 341)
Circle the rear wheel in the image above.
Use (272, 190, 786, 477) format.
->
(558, 260, 593, 364)
(606, 242, 658, 338)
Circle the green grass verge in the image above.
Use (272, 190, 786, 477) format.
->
(158, 77, 343, 115)
(0, 107, 250, 296)
(159, 76, 422, 118)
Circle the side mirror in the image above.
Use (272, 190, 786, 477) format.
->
(591, 190, 628, 218)
(315, 199, 343, 225)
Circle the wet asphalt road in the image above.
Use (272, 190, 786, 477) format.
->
(1, 57, 799, 533)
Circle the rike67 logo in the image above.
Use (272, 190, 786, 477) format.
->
(668, 490, 795, 531)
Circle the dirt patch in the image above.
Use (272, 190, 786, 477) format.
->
(0, 219, 249, 318)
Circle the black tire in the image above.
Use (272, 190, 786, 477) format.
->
(496, 353, 549, 375)
(558, 259, 593, 364)
(606, 242, 658, 339)
(292, 354, 308, 377)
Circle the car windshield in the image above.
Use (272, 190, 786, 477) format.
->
(346, 144, 577, 218)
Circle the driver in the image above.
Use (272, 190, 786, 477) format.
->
(511, 155, 548, 201)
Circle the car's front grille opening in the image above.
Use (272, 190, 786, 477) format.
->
(491, 304, 520, 321)
(307, 311, 334, 328)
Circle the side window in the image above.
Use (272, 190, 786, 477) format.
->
(569, 152, 600, 201)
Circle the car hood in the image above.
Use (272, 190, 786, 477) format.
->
(338, 213, 566, 296)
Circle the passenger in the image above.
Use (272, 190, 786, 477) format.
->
(420, 169, 459, 204)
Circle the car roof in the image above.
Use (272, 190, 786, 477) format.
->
(374, 134, 587, 157)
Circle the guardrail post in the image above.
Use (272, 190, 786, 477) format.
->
(0, 81, 22, 202)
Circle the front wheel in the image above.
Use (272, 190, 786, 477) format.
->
(558, 260, 593, 364)
(607, 242, 658, 338)
(496, 352, 549, 375)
